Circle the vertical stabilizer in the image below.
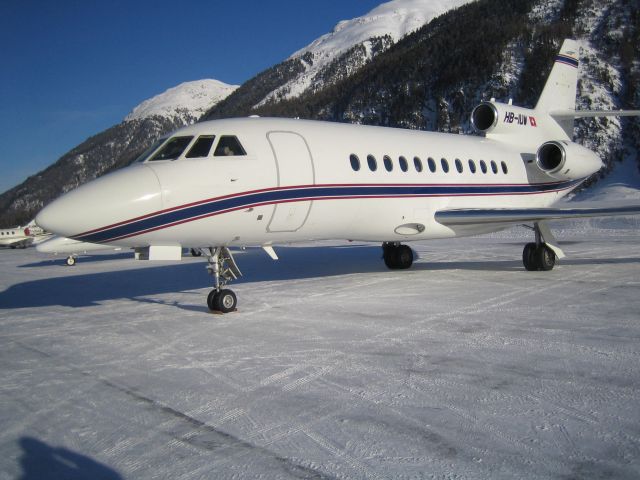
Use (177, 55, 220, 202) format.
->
(534, 39, 579, 138)
(535, 39, 579, 112)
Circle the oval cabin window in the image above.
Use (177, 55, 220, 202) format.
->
(350, 154, 360, 171)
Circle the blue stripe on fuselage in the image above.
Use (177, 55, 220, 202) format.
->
(73, 181, 581, 243)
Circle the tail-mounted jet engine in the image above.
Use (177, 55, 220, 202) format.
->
(535, 140, 602, 181)
(471, 102, 538, 135)
(472, 101, 603, 181)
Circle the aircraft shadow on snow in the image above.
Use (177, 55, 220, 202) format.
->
(1, 245, 639, 309)
(17, 437, 122, 480)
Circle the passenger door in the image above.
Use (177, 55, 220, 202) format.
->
(266, 131, 315, 233)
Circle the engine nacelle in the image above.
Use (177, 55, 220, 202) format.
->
(471, 101, 539, 135)
(536, 140, 603, 181)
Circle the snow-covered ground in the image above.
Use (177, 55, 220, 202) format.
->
(1, 217, 639, 478)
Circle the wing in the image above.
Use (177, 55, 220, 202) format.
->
(549, 109, 640, 119)
(435, 204, 640, 226)
(0, 237, 33, 248)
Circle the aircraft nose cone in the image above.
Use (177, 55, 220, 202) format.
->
(36, 165, 162, 240)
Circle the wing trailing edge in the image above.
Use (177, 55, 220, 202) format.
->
(435, 205, 640, 226)
(549, 109, 640, 119)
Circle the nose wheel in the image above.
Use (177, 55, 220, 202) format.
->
(207, 289, 237, 313)
(205, 247, 242, 313)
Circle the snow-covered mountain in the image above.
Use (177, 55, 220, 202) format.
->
(0, 79, 237, 227)
(257, 0, 474, 105)
(126, 79, 238, 123)
(205, 0, 474, 118)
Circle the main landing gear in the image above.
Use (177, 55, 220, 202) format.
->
(383, 242, 414, 269)
(381, 224, 561, 273)
(205, 247, 242, 313)
(522, 222, 559, 271)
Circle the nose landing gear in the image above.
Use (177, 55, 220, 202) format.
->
(205, 247, 242, 313)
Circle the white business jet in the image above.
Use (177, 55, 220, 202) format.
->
(0, 220, 49, 249)
(0, 226, 33, 249)
(36, 235, 202, 265)
(35, 39, 640, 313)
(36, 235, 123, 265)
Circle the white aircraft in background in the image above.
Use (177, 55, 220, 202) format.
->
(36, 39, 640, 313)
(0, 226, 33, 249)
(36, 236, 123, 265)
(0, 220, 49, 249)
(36, 235, 203, 265)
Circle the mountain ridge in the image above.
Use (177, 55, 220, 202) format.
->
(0, 79, 237, 227)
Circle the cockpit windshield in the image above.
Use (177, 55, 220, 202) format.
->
(149, 136, 194, 161)
(134, 137, 168, 163)
(214, 135, 247, 156)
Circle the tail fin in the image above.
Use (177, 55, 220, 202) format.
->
(535, 39, 579, 136)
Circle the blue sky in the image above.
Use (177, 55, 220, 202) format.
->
(0, 0, 383, 193)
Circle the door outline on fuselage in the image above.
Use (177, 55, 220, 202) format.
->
(266, 131, 316, 233)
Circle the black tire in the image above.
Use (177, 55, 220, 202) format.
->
(215, 289, 237, 313)
(383, 243, 414, 270)
(190, 248, 202, 257)
(396, 245, 413, 269)
(66, 256, 76, 266)
(383, 244, 398, 269)
(522, 243, 538, 271)
(207, 290, 219, 311)
(536, 244, 555, 271)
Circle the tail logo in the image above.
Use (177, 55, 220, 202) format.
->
(555, 54, 579, 68)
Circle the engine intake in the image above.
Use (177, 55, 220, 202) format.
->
(471, 102, 498, 132)
(536, 141, 566, 173)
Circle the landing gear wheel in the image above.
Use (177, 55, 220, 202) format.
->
(536, 244, 555, 271)
(522, 243, 555, 271)
(190, 248, 202, 257)
(522, 243, 537, 271)
(207, 289, 237, 313)
(383, 244, 396, 269)
(396, 245, 413, 269)
(383, 243, 413, 269)
(205, 247, 242, 314)
(207, 289, 219, 311)
(66, 256, 76, 266)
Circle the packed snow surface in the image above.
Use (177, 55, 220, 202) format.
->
(1, 217, 639, 478)
(125, 79, 238, 122)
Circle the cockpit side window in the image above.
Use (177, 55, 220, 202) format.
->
(186, 135, 215, 158)
(214, 136, 247, 157)
(149, 136, 194, 161)
(135, 137, 168, 163)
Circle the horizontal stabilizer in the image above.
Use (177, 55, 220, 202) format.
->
(435, 205, 640, 226)
(550, 109, 640, 119)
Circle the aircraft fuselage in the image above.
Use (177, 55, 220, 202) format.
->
(35, 117, 593, 249)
